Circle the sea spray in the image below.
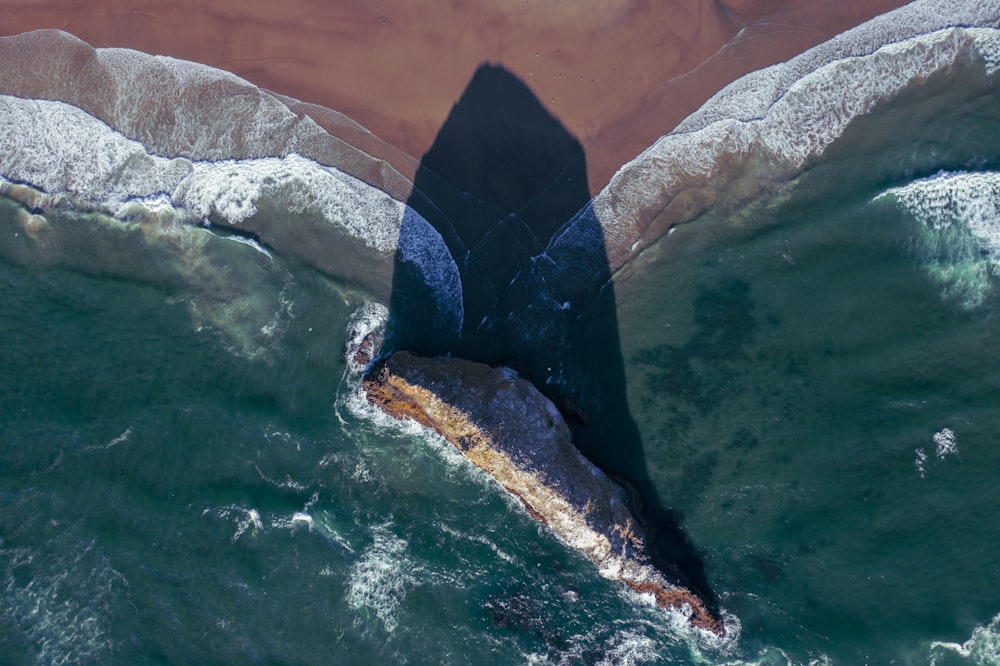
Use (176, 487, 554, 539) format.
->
(930, 612, 1000, 664)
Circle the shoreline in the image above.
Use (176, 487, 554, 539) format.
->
(1, 0, 910, 194)
(0, 11, 997, 309)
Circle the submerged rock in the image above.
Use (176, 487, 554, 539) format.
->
(361, 350, 723, 635)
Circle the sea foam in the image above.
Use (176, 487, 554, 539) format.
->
(1, 533, 127, 665)
(934, 427, 959, 459)
(0, 28, 414, 192)
(881, 171, 1000, 261)
(97, 46, 319, 161)
(930, 612, 1000, 664)
(346, 526, 415, 634)
(0, 27, 421, 288)
(0, 95, 406, 254)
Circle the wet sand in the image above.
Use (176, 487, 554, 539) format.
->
(2, 0, 911, 193)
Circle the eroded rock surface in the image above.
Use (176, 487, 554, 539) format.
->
(361, 350, 723, 634)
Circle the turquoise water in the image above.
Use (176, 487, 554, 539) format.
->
(3, 58, 1000, 666)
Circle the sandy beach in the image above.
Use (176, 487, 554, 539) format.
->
(2, 0, 910, 194)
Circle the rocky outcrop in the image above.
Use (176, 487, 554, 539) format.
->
(361, 350, 723, 635)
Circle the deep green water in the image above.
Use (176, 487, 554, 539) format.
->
(617, 186, 1000, 663)
(612, 62, 1000, 663)
(0, 231, 738, 664)
(3, 67, 1000, 666)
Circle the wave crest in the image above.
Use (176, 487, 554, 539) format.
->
(877, 171, 1000, 308)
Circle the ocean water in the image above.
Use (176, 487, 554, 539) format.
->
(0, 221, 728, 664)
(4, 7, 1000, 666)
(611, 55, 1000, 663)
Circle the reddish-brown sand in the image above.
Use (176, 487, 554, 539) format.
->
(1, 0, 911, 193)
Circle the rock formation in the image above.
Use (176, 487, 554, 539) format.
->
(359, 348, 723, 635)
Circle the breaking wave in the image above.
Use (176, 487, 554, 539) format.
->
(0, 95, 404, 253)
(930, 612, 1000, 664)
(876, 171, 1000, 308)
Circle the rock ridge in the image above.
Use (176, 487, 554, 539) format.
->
(360, 349, 723, 635)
